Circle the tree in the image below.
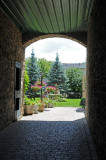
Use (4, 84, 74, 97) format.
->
(27, 49, 40, 97)
(48, 53, 67, 93)
(24, 64, 29, 94)
(37, 58, 53, 78)
(62, 76, 70, 94)
(66, 67, 83, 93)
(25, 57, 31, 70)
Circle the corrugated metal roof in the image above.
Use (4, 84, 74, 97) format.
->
(0, 0, 94, 34)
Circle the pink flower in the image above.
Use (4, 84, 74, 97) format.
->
(31, 85, 42, 90)
(35, 81, 47, 86)
(46, 86, 56, 91)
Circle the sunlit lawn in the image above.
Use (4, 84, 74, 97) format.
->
(32, 98, 82, 107)
(54, 99, 82, 107)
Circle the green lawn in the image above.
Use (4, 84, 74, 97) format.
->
(54, 99, 82, 107)
(31, 97, 40, 103)
(31, 98, 82, 107)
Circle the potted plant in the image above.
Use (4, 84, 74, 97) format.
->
(33, 103, 39, 114)
(31, 85, 42, 92)
(24, 96, 36, 115)
(46, 86, 56, 93)
(80, 98, 86, 107)
(48, 98, 56, 108)
(43, 98, 49, 108)
(37, 100, 45, 112)
(35, 81, 47, 86)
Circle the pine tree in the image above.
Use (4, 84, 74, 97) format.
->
(27, 49, 40, 98)
(61, 75, 70, 94)
(48, 53, 67, 93)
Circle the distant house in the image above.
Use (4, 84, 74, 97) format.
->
(62, 62, 86, 75)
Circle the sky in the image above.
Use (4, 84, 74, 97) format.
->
(25, 37, 87, 63)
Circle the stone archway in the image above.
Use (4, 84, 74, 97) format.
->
(0, 0, 106, 158)
(23, 33, 87, 48)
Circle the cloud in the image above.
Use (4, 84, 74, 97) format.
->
(25, 37, 86, 63)
(32, 38, 84, 53)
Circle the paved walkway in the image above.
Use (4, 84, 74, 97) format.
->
(0, 107, 98, 160)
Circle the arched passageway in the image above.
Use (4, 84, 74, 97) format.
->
(0, 0, 106, 159)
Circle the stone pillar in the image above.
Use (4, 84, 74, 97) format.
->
(82, 75, 86, 98)
(86, 0, 106, 159)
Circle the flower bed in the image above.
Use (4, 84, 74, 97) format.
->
(49, 94, 62, 99)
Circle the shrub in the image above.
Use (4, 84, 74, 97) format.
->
(49, 94, 62, 100)
(57, 97, 67, 102)
(43, 98, 56, 106)
(24, 96, 36, 105)
(48, 94, 67, 102)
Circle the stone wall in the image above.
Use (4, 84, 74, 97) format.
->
(0, 10, 25, 130)
(86, 0, 106, 159)
(82, 76, 86, 98)
(23, 32, 87, 48)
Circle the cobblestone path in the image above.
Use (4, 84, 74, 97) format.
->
(0, 107, 98, 160)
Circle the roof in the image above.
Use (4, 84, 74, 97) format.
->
(62, 62, 86, 69)
(0, 0, 94, 34)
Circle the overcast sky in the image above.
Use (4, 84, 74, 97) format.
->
(25, 37, 86, 63)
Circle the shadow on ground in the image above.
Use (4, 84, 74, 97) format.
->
(76, 107, 84, 112)
(0, 116, 97, 160)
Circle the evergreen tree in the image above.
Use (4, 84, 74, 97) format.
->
(48, 53, 67, 93)
(66, 67, 83, 93)
(61, 75, 70, 94)
(37, 58, 53, 78)
(27, 49, 40, 98)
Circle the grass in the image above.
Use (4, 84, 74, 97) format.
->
(54, 99, 82, 107)
(31, 98, 82, 107)
(32, 98, 40, 102)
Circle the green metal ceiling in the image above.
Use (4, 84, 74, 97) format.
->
(0, 0, 94, 35)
